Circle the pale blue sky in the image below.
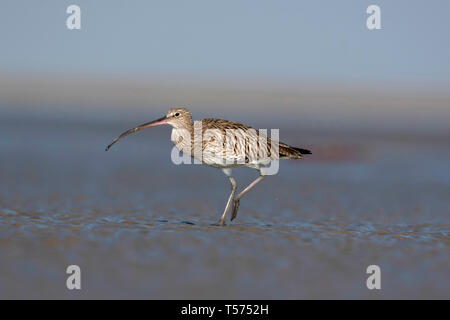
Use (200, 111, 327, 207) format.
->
(1, 0, 449, 86)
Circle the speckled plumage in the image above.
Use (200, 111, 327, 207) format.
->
(169, 112, 310, 169)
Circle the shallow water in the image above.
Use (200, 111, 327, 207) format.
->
(0, 117, 449, 299)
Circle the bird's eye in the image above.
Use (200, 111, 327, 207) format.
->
(174, 112, 180, 117)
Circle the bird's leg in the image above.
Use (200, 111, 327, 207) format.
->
(231, 171, 265, 221)
(213, 168, 237, 226)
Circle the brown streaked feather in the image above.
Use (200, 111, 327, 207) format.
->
(279, 143, 304, 159)
(169, 116, 310, 162)
(201, 118, 311, 160)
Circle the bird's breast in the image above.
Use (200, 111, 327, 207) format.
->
(171, 129, 186, 150)
(170, 128, 198, 158)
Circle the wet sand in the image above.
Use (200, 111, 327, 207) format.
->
(0, 113, 449, 299)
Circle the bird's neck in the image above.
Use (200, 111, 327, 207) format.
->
(171, 121, 195, 153)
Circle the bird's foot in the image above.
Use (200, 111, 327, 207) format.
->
(230, 199, 240, 221)
(211, 219, 227, 227)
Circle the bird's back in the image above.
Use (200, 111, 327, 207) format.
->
(171, 118, 310, 168)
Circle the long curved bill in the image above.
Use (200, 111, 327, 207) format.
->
(105, 116, 167, 151)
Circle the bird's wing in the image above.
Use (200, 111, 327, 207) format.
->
(199, 119, 274, 162)
(198, 118, 310, 162)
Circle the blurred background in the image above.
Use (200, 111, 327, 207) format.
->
(0, 0, 449, 299)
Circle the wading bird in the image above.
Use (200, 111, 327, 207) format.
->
(106, 108, 311, 226)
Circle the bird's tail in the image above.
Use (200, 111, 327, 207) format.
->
(279, 144, 311, 159)
(292, 147, 312, 155)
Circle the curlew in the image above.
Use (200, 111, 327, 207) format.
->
(105, 107, 311, 226)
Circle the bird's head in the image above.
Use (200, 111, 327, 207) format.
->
(165, 107, 192, 129)
(105, 107, 192, 151)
